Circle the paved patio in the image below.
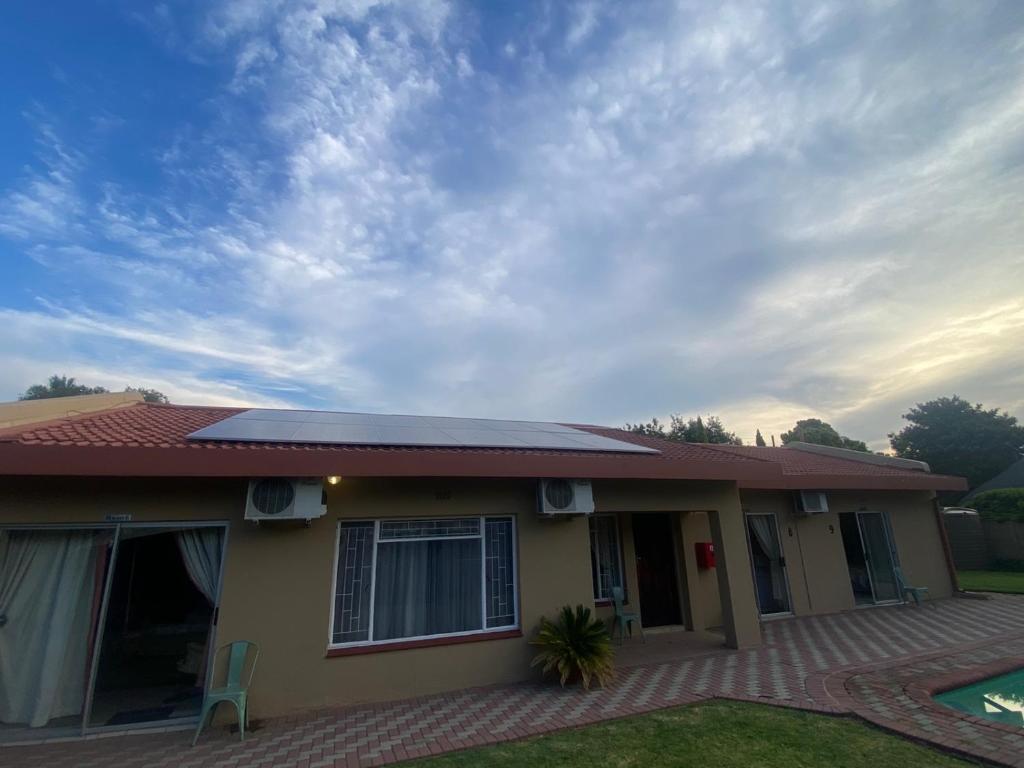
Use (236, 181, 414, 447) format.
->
(5, 594, 1024, 768)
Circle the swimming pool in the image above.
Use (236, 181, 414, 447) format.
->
(935, 668, 1024, 727)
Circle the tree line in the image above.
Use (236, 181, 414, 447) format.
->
(627, 395, 1024, 490)
(19, 375, 169, 404)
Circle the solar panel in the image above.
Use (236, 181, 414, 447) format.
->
(186, 409, 658, 454)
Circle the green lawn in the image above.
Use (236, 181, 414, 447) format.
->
(958, 570, 1024, 594)
(406, 701, 970, 767)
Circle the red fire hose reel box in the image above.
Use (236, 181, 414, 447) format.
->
(695, 542, 715, 569)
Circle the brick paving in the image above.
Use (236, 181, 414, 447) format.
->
(4, 594, 1024, 768)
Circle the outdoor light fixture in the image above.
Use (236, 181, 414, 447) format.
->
(327, 476, 342, 485)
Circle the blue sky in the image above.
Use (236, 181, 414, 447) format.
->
(2, 1, 1023, 449)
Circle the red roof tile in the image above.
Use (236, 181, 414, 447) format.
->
(701, 444, 933, 478)
(0, 403, 966, 491)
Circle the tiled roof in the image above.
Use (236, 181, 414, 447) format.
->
(703, 444, 932, 478)
(5, 404, 748, 463)
(0, 403, 966, 491)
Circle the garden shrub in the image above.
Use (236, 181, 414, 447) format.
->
(973, 488, 1024, 522)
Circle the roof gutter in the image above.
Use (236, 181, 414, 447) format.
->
(0, 444, 967, 490)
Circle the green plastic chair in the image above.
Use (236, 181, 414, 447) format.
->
(192, 641, 259, 746)
(894, 566, 929, 606)
(611, 587, 644, 644)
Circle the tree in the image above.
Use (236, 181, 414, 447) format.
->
(889, 396, 1024, 488)
(840, 436, 869, 452)
(19, 375, 169, 404)
(971, 489, 1024, 523)
(125, 387, 170, 404)
(20, 375, 108, 400)
(781, 418, 868, 452)
(755, 429, 767, 447)
(625, 417, 667, 438)
(626, 414, 741, 445)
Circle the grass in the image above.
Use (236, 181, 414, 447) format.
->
(405, 700, 971, 767)
(958, 570, 1024, 594)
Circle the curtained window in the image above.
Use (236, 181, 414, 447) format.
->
(331, 517, 517, 646)
(589, 514, 624, 601)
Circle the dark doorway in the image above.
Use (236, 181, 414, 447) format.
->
(632, 513, 682, 627)
(839, 512, 874, 605)
(87, 529, 217, 727)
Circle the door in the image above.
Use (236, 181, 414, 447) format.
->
(85, 525, 226, 729)
(0, 523, 226, 740)
(632, 513, 682, 627)
(839, 512, 900, 605)
(856, 512, 900, 603)
(745, 513, 792, 616)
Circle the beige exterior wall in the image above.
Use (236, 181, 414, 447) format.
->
(0, 476, 952, 720)
(591, 480, 760, 647)
(0, 476, 592, 719)
(739, 489, 954, 616)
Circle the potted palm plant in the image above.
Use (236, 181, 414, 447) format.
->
(530, 604, 614, 689)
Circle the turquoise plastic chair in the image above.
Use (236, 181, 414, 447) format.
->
(192, 641, 259, 746)
(611, 587, 644, 644)
(894, 566, 929, 606)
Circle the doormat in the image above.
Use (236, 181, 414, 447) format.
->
(106, 706, 176, 726)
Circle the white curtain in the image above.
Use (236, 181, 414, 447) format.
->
(748, 516, 786, 603)
(176, 528, 223, 605)
(0, 530, 105, 727)
(373, 539, 481, 640)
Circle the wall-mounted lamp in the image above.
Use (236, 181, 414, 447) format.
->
(327, 476, 342, 485)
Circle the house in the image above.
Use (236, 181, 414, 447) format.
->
(0, 400, 966, 737)
(960, 457, 1024, 504)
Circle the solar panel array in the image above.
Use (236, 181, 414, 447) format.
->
(186, 409, 658, 454)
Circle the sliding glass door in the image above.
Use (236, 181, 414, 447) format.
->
(745, 513, 792, 616)
(856, 512, 900, 603)
(0, 523, 226, 739)
(839, 511, 900, 605)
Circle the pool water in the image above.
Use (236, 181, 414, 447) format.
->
(936, 668, 1024, 727)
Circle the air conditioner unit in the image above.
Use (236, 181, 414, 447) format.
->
(795, 490, 829, 516)
(245, 478, 326, 522)
(537, 479, 595, 517)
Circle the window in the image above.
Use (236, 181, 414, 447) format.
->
(589, 514, 624, 601)
(331, 516, 517, 647)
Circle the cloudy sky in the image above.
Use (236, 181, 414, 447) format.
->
(1, 1, 1022, 449)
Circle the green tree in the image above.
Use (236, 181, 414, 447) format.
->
(781, 418, 868, 452)
(625, 417, 667, 438)
(125, 387, 170, 404)
(755, 429, 767, 447)
(627, 414, 741, 445)
(672, 415, 741, 444)
(20, 375, 169, 404)
(971, 489, 1024, 523)
(20, 375, 108, 400)
(889, 396, 1024, 488)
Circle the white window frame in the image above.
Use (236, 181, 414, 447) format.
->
(589, 513, 626, 602)
(327, 515, 519, 650)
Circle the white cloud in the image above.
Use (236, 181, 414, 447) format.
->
(1, 0, 1022, 449)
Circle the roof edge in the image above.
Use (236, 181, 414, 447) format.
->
(0, 391, 145, 432)
(784, 442, 931, 472)
(0, 399, 150, 441)
(0, 444, 968, 490)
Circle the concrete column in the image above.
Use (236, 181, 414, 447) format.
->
(708, 498, 762, 649)
(679, 512, 705, 632)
